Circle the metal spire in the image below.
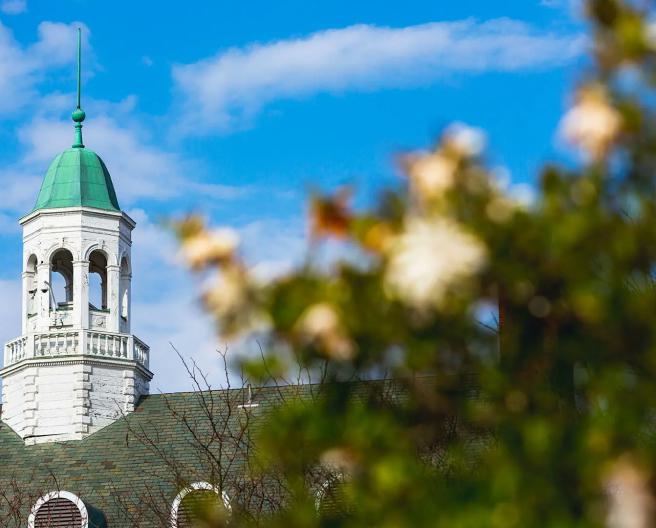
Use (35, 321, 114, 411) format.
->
(76, 27, 81, 110)
(72, 28, 85, 148)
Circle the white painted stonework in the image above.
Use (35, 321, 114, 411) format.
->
(1, 206, 152, 444)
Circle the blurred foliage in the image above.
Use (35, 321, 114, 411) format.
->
(176, 1, 656, 526)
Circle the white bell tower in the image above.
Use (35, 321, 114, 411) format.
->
(0, 30, 152, 444)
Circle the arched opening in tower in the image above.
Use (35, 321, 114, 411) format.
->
(120, 255, 130, 323)
(26, 254, 38, 316)
(89, 250, 108, 311)
(50, 249, 73, 310)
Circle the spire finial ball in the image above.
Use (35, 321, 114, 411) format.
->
(72, 107, 85, 123)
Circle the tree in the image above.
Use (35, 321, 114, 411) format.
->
(177, 1, 656, 526)
(109, 349, 301, 527)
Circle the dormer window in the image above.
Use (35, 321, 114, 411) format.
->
(171, 482, 231, 528)
(315, 472, 350, 518)
(28, 491, 88, 528)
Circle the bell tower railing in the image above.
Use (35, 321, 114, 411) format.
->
(3, 331, 150, 371)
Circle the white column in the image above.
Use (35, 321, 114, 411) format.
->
(73, 260, 90, 330)
(127, 272, 132, 333)
(36, 263, 50, 332)
(106, 264, 120, 332)
(24, 334, 35, 359)
(21, 270, 31, 334)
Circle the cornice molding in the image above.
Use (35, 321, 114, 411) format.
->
(0, 355, 153, 380)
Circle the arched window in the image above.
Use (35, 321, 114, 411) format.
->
(120, 256, 130, 321)
(50, 249, 73, 310)
(315, 473, 349, 518)
(27, 491, 88, 528)
(88, 250, 108, 311)
(26, 254, 38, 316)
(171, 482, 231, 528)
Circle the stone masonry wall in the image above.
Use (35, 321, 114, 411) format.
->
(2, 359, 150, 445)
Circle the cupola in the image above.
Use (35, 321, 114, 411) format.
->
(0, 28, 152, 445)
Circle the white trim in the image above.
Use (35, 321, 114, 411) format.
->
(45, 243, 78, 264)
(84, 244, 116, 266)
(314, 472, 345, 512)
(25, 253, 39, 270)
(20, 206, 128, 226)
(170, 482, 231, 528)
(0, 354, 154, 379)
(27, 490, 88, 528)
(315, 477, 333, 512)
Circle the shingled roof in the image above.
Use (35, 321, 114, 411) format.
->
(0, 378, 436, 527)
(0, 385, 310, 528)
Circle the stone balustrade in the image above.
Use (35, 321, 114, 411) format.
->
(133, 336, 150, 369)
(3, 330, 150, 370)
(4, 336, 28, 365)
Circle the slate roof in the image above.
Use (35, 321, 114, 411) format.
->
(0, 379, 431, 527)
(0, 385, 306, 528)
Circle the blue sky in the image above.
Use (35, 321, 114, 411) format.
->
(0, 0, 585, 391)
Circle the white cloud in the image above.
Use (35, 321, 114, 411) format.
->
(540, 0, 584, 15)
(19, 115, 188, 204)
(6, 105, 251, 211)
(172, 18, 584, 134)
(124, 209, 312, 391)
(130, 211, 370, 390)
(0, 21, 88, 114)
(0, 279, 23, 358)
(239, 218, 306, 279)
(0, 0, 26, 15)
(0, 168, 42, 220)
(191, 181, 257, 200)
(540, 0, 576, 7)
(126, 208, 225, 392)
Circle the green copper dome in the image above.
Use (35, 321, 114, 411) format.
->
(33, 148, 120, 212)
